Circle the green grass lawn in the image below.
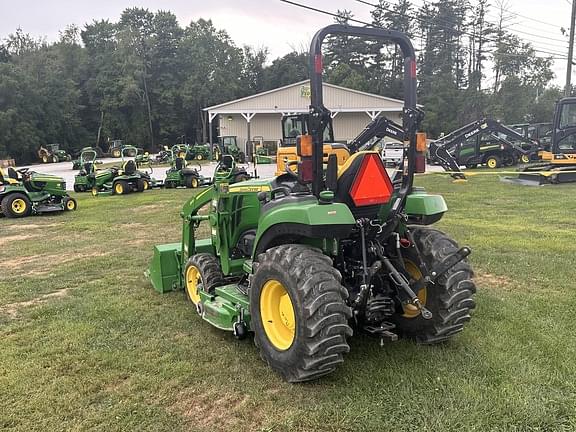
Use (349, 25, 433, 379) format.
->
(1, 174, 576, 431)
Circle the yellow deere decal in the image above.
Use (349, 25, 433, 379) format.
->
(229, 185, 271, 193)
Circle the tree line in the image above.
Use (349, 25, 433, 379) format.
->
(0, 2, 565, 163)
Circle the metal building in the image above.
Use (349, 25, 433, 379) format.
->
(204, 80, 405, 151)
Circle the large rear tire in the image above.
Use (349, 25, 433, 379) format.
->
(113, 180, 129, 195)
(251, 245, 352, 382)
(391, 227, 476, 344)
(1, 193, 32, 218)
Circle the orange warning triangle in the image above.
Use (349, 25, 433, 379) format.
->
(350, 154, 394, 206)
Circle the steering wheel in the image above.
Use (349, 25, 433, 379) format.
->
(17, 168, 29, 174)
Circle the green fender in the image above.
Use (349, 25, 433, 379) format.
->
(253, 200, 356, 257)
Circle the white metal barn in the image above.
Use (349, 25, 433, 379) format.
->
(203, 80, 406, 151)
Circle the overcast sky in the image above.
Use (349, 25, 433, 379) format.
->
(0, 0, 572, 86)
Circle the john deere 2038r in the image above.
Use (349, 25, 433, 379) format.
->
(148, 25, 476, 382)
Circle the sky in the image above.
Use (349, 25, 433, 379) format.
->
(0, 0, 572, 86)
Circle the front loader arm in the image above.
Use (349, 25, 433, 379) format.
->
(347, 116, 406, 153)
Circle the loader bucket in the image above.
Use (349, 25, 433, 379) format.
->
(148, 243, 182, 293)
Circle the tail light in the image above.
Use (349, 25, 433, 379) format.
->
(350, 153, 393, 206)
(298, 158, 313, 183)
(415, 154, 426, 173)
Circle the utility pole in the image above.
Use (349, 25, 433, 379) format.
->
(565, 0, 576, 96)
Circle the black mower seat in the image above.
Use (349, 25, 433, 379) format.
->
(123, 160, 137, 175)
(175, 157, 185, 170)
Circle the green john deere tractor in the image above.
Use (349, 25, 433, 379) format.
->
(216, 136, 246, 163)
(165, 146, 210, 189)
(148, 25, 476, 382)
(90, 146, 156, 196)
(0, 167, 77, 218)
(38, 144, 72, 164)
(187, 143, 211, 161)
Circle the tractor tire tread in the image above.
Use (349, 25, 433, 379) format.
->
(251, 244, 352, 382)
(393, 226, 476, 345)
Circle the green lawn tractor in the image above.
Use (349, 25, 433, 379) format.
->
(213, 155, 251, 184)
(0, 167, 77, 218)
(91, 146, 156, 196)
(38, 144, 72, 164)
(73, 148, 103, 192)
(164, 147, 210, 189)
(148, 25, 476, 383)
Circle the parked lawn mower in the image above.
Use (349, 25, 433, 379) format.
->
(73, 148, 102, 192)
(91, 146, 157, 195)
(213, 155, 251, 184)
(0, 167, 76, 218)
(38, 144, 72, 164)
(148, 25, 476, 383)
(165, 147, 210, 189)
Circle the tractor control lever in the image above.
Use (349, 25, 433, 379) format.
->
(380, 256, 433, 320)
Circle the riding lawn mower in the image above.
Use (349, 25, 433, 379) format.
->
(0, 167, 77, 218)
(148, 25, 476, 382)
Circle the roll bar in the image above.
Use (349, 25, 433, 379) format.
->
(308, 24, 421, 212)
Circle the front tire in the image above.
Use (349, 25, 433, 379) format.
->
(184, 254, 224, 308)
(251, 245, 352, 383)
(391, 227, 476, 344)
(64, 197, 77, 211)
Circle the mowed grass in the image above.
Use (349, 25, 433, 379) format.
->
(1, 173, 576, 431)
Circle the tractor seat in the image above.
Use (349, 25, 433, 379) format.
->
(7, 167, 20, 181)
(334, 152, 391, 220)
(175, 157, 185, 170)
(123, 160, 137, 175)
(1, 167, 21, 185)
(219, 155, 234, 170)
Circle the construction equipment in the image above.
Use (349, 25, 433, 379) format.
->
(428, 118, 540, 180)
(275, 113, 406, 175)
(164, 146, 210, 189)
(511, 97, 576, 184)
(0, 167, 76, 218)
(148, 25, 476, 383)
(509, 122, 552, 153)
(216, 136, 246, 163)
(37, 144, 72, 164)
(90, 146, 155, 195)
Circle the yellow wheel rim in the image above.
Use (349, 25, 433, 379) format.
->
(114, 183, 124, 194)
(402, 260, 428, 318)
(66, 200, 75, 210)
(42, 156, 48, 163)
(487, 158, 497, 168)
(143, 180, 149, 190)
(11, 198, 27, 214)
(260, 279, 295, 350)
(178, 152, 186, 159)
(521, 155, 530, 163)
(185, 266, 201, 305)
(191, 178, 198, 188)
(91, 187, 98, 196)
(196, 154, 203, 160)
